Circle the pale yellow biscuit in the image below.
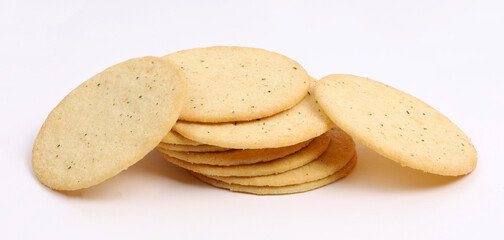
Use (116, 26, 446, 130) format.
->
(159, 132, 330, 177)
(210, 128, 355, 185)
(32, 57, 186, 190)
(192, 157, 356, 195)
(157, 143, 230, 152)
(173, 81, 334, 149)
(163, 46, 310, 122)
(315, 74, 477, 176)
(157, 138, 312, 166)
(161, 131, 201, 146)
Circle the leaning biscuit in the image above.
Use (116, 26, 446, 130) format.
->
(314, 74, 477, 176)
(163, 46, 310, 122)
(32, 57, 186, 190)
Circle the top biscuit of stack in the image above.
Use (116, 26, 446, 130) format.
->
(163, 46, 311, 122)
(173, 80, 334, 149)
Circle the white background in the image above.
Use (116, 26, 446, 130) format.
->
(1, 0, 503, 239)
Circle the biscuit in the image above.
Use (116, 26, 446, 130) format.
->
(209, 128, 355, 185)
(161, 131, 201, 146)
(314, 74, 477, 176)
(32, 57, 186, 190)
(157, 138, 312, 166)
(158, 132, 330, 177)
(163, 46, 310, 122)
(173, 81, 334, 149)
(192, 157, 356, 195)
(157, 143, 230, 152)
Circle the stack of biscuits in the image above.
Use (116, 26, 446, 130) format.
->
(155, 47, 357, 195)
(32, 46, 477, 194)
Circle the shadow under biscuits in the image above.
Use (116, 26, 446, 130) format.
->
(34, 139, 465, 199)
(336, 140, 463, 192)
(58, 151, 199, 199)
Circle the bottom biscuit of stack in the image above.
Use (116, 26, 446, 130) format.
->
(156, 127, 357, 195)
(193, 156, 356, 195)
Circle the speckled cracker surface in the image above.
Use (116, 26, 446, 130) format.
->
(315, 74, 477, 176)
(173, 81, 334, 149)
(32, 57, 186, 190)
(161, 131, 201, 146)
(157, 139, 312, 166)
(193, 157, 356, 195)
(163, 46, 310, 122)
(209, 128, 355, 186)
(159, 132, 330, 177)
(157, 143, 230, 152)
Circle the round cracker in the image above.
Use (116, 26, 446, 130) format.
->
(163, 46, 310, 122)
(173, 81, 334, 149)
(157, 138, 312, 166)
(192, 157, 357, 195)
(32, 57, 186, 190)
(158, 132, 331, 177)
(161, 130, 201, 146)
(210, 128, 355, 185)
(315, 74, 477, 176)
(157, 143, 230, 153)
